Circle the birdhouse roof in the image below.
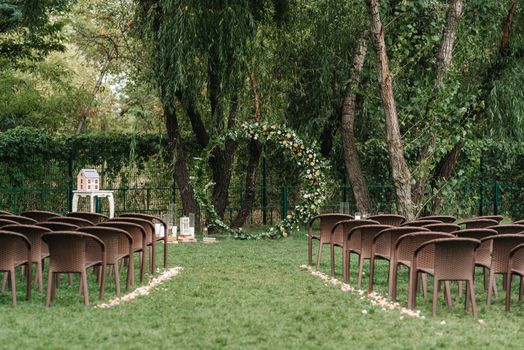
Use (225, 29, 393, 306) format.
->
(79, 169, 100, 178)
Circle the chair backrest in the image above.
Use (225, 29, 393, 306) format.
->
(0, 218, 20, 228)
(48, 216, 94, 227)
(42, 231, 105, 272)
(78, 226, 132, 264)
(373, 226, 430, 259)
(416, 238, 480, 280)
(20, 210, 61, 222)
(395, 232, 454, 263)
(514, 219, 524, 225)
(38, 221, 79, 231)
(67, 212, 109, 224)
(481, 234, 524, 274)
(0, 210, 12, 215)
(457, 218, 499, 229)
(455, 229, 498, 267)
(487, 224, 524, 235)
(368, 214, 405, 226)
(2, 224, 51, 260)
(308, 213, 354, 242)
(331, 219, 380, 245)
(0, 230, 31, 270)
(423, 223, 461, 233)
(417, 215, 456, 223)
(401, 220, 441, 227)
(478, 215, 504, 223)
(509, 243, 524, 275)
(0, 215, 37, 225)
(97, 221, 146, 251)
(118, 213, 168, 231)
(347, 224, 391, 258)
(109, 217, 155, 245)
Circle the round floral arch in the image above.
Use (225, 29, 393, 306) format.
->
(192, 121, 328, 239)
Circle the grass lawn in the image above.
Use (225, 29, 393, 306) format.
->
(0, 232, 523, 349)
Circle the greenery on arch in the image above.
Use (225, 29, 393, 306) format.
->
(192, 121, 329, 239)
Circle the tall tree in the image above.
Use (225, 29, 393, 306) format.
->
(366, 0, 414, 220)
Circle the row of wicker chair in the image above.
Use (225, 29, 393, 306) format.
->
(308, 213, 524, 317)
(0, 210, 168, 306)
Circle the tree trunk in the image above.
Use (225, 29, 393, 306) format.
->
(366, 0, 414, 220)
(429, 141, 464, 212)
(164, 105, 197, 215)
(231, 139, 262, 228)
(412, 0, 464, 207)
(340, 32, 372, 213)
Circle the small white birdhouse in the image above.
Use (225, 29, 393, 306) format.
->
(77, 169, 100, 191)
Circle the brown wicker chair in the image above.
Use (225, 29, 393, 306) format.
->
(307, 213, 353, 269)
(0, 231, 32, 304)
(423, 223, 461, 233)
(390, 231, 454, 302)
(417, 215, 456, 223)
(487, 224, 524, 235)
(478, 215, 504, 223)
(98, 221, 146, 283)
(369, 226, 430, 292)
(506, 243, 524, 311)
(0, 218, 20, 228)
(345, 224, 391, 286)
(480, 234, 524, 305)
(119, 213, 169, 268)
(20, 210, 62, 222)
(0, 215, 37, 225)
(454, 228, 499, 293)
(110, 217, 156, 273)
(38, 221, 79, 231)
(48, 216, 94, 227)
(78, 226, 134, 295)
(42, 231, 106, 306)
(368, 214, 405, 226)
(67, 212, 109, 224)
(457, 218, 499, 229)
(2, 224, 51, 293)
(410, 238, 480, 318)
(401, 220, 441, 227)
(330, 219, 379, 277)
(0, 210, 12, 215)
(514, 219, 524, 225)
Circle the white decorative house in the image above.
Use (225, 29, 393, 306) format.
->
(77, 169, 100, 191)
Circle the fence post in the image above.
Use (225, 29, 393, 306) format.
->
(493, 182, 500, 215)
(67, 157, 74, 212)
(12, 189, 17, 214)
(262, 154, 267, 225)
(478, 155, 484, 216)
(280, 186, 288, 220)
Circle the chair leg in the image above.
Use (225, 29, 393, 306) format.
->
(1, 272, 7, 293)
(150, 241, 156, 274)
(139, 252, 145, 283)
(26, 263, 31, 301)
(487, 271, 496, 305)
(36, 261, 43, 293)
(99, 264, 106, 301)
(330, 243, 335, 275)
(114, 263, 121, 296)
(343, 250, 349, 283)
(408, 268, 417, 309)
(9, 269, 16, 305)
(369, 256, 375, 292)
(465, 279, 471, 311)
(317, 242, 324, 271)
(506, 272, 512, 312)
(520, 276, 524, 301)
(444, 281, 452, 308)
(432, 277, 439, 317)
(46, 270, 54, 307)
(389, 263, 398, 301)
(422, 273, 428, 298)
(469, 279, 478, 319)
(458, 281, 463, 298)
(82, 271, 89, 306)
(357, 255, 364, 289)
(127, 254, 134, 290)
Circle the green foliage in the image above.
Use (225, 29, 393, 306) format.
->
(0, 0, 70, 68)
